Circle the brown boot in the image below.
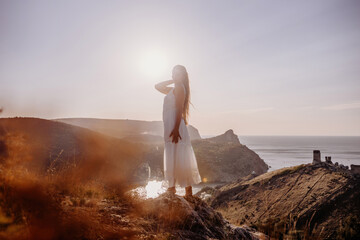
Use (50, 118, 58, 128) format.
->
(185, 186, 192, 197)
(167, 186, 176, 194)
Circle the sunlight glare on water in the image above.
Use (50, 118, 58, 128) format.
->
(145, 180, 166, 198)
(130, 180, 190, 199)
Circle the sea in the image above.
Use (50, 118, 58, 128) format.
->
(131, 135, 360, 199)
(233, 135, 360, 172)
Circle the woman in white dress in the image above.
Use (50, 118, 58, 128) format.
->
(154, 65, 202, 197)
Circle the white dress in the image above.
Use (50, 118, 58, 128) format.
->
(162, 85, 202, 188)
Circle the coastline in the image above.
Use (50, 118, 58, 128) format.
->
(200, 135, 360, 172)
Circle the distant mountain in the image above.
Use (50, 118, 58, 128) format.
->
(55, 118, 202, 142)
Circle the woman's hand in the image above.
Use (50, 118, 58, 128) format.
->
(169, 128, 182, 143)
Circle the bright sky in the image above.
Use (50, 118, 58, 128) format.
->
(1, 0, 359, 136)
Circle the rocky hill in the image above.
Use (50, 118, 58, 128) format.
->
(55, 118, 202, 142)
(191, 130, 269, 182)
(1, 165, 264, 240)
(3, 117, 357, 239)
(0, 118, 268, 185)
(0, 117, 147, 183)
(142, 129, 269, 183)
(138, 192, 264, 239)
(0, 118, 266, 239)
(203, 129, 241, 144)
(0, 118, 267, 185)
(200, 162, 360, 239)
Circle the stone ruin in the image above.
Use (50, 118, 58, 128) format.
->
(325, 156, 332, 164)
(312, 150, 359, 174)
(350, 164, 360, 175)
(312, 150, 321, 164)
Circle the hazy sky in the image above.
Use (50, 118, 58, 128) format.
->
(1, 0, 360, 136)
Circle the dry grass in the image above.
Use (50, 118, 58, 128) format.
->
(0, 129, 142, 240)
(252, 211, 323, 240)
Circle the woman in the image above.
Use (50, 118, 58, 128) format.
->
(155, 65, 202, 197)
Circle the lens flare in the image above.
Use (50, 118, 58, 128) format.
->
(139, 50, 169, 78)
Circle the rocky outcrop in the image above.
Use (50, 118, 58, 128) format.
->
(142, 192, 263, 239)
(191, 130, 268, 182)
(351, 164, 360, 175)
(205, 163, 360, 239)
(204, 129, 240, 144)
(187, 124, 202, 141)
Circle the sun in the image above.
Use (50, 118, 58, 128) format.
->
(139, 50, 169, 78)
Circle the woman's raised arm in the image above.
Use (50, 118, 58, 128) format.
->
(155, 79, 174, 94)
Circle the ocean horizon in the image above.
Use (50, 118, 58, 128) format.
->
(201, 135, 360, 172)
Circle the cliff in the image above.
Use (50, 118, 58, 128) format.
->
(191, 130, 268, 182)
(201, 162, 360, 239)
(204, 129, 240, 144)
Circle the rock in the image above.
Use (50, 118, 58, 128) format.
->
(325, 156, 333, 164)
(208, 163, 360, 239)
(195, 186, 217, 201)
(187, 125, 202, 141)
(133, 162, 151, 182)
(142, 192, 260, 240)
(351, 164, 360, 175)
(204, 129, 240, 144)
(191, 130, 269, 182)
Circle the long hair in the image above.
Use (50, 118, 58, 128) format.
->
(173, 65, 193, 125)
